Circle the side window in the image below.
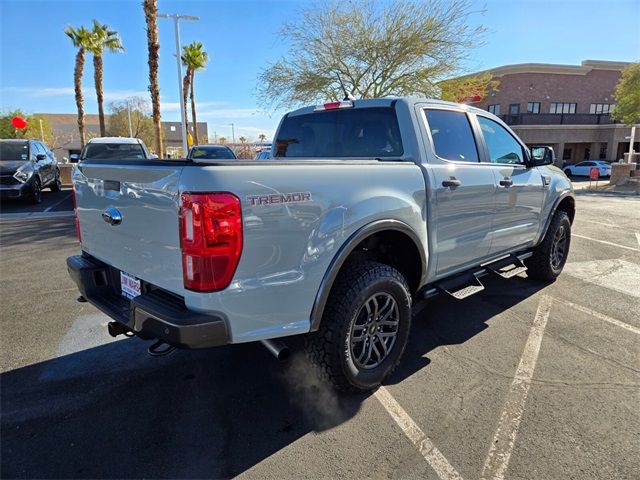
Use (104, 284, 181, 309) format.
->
(477, 116, 525, 165)
(31, 142, 43, 158)
(424, 109, 479, 162)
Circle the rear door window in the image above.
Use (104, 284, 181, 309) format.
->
(424, 109, 479, 162)
(274, 107, 403, 158)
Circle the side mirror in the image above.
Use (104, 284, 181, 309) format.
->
(69, 153, 79, 162)
(149, 154, 159, 159)
(36, 153, 47, 161)
(530, 146, 554, 166)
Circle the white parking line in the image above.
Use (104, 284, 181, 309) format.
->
(573, 234, 640, 252)
(636, 232, 640, 248)
(374, 386, 464, 480)
(0, 211, 74, 220)
(481, 295, 552, 480)
(553, 297, 640, 336)
(44, 192, 72, 212)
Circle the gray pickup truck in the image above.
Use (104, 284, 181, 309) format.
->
(67, 98, 574, 392)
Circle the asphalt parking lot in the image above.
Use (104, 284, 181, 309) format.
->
(1, 193, 639, 479)
(0, 187, 74, 217)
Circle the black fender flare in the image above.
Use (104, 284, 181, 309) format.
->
(537, 191, 575, 245)
(309, 219, 426, 331)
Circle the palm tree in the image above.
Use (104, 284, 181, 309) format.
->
(218, 136, 227, 144)
(239, 136, 247, 144)
(64, 25, 93, 147)
(181, 41, 209, 145)
(143, 0, 163, 157)
(258, 133, 267, 143)
(89, 20, 124, 137)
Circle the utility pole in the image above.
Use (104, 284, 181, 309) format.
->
(626, 125, 637, 164)
(39, 119, 44, 141)
(230, 123, 235, 143)
(127, 100, 133, 137)
(157, 12, 199, 157)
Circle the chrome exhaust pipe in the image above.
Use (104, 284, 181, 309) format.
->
(261, 339, 290, 361)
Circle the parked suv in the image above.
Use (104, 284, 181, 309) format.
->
(68, 98, 575, 392)
(0, 139, 61, 203)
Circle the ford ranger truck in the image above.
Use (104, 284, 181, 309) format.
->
(67, 98, 575, 392)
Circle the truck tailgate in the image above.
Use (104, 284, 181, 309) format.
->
(73, 162, 185, 294)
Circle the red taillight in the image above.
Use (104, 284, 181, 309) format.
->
(72, 186, 81, 243)
(179, 192, 243, 292)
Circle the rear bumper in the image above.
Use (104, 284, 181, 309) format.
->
(66, 254, 228, 348)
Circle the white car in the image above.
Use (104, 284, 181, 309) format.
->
(71, 137, 158, 162)
(563, 161, 611, 178)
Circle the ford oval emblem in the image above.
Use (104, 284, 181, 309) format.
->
(102, 207, 122, 226)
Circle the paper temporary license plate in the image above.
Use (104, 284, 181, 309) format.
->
(120, 271, 141, 299)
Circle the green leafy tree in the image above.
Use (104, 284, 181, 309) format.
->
(107, 97, 156, 151)
(143, 0, 163, 157)
(611, 62, 640, 125)
(258, 0, 484, 109)
(64, 25, 94, 147)
(438, 72, 500, 103)
(181, 41, 209, 144)
(89, 20, 125, 137)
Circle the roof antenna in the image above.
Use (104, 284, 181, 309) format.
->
(336, 73, 355, 101)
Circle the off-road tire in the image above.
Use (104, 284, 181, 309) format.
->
(305, 260, 412, 392)
(526, 211, 571, 282)
(30, 177, 42, 204)
(50, 169, 62, 192)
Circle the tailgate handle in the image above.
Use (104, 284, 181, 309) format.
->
(102, 207, 123, 226)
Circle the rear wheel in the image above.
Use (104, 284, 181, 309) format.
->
(526, 211, 571, 282)
(563, 169, 572, 177)
(30, 177, 42, 204)
(305, 260, 412, 392)
(50, 169, 62, 192)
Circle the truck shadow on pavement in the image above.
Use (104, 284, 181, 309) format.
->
(1, 275, 546, 479)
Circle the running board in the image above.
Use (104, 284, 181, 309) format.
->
(418, 251, 533, 301)
(485, 254, 528, 279)
(435, 273, 485, 300)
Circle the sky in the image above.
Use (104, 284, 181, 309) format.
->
(1, 0, 639, 141)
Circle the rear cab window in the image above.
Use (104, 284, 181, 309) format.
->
(274, 105, 403, 158)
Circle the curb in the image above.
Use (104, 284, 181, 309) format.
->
(575, 189, 639, 197)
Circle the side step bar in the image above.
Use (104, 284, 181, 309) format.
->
(420, 251, 533, 301)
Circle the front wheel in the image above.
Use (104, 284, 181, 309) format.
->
(526, 211, 571, 282)
(305, 261, 412, 392)
(50, 169, 62, 192)
(30, 177, 42, 204)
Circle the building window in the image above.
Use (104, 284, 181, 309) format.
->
(590, 103, 613, 114)
(550, 103, 577, 114)
(170, 125, 176, 131)
(527, 102, 540, 114)
(509, 104, 520, 115)
(563, 148, 572, 161)
(488, 104, 500, 115)
(599, 145, 608, 159)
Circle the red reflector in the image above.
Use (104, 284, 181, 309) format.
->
(314, 100, 354, 111)
(179, 192, 243, 292)
(72, 186, 81, 243)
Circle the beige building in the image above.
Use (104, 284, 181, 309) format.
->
(37, 113, 207, 160)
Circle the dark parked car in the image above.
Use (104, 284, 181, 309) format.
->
(187, 145, 237, 160)
(0, 139, 61, 204)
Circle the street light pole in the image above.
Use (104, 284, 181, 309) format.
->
(158, 12, 199, 157)
(230, 123, 235, 143)
(127, 100, 133, 137)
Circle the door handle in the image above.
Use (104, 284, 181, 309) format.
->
(499, 178, 513, 187)
(442, 178, 461, 188)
